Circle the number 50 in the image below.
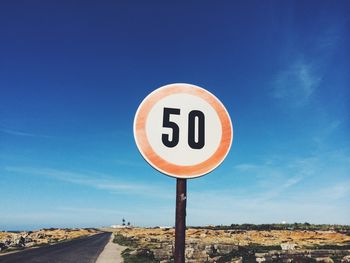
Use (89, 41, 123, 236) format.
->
(162, 107, 205, 149)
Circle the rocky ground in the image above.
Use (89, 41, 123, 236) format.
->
(112, 227, 350, 263)
(0, 228, 100, 254)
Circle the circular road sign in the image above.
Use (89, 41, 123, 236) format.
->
(133, 83, 233, 179)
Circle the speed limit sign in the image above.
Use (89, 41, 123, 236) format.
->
(133, 83, 233, 179)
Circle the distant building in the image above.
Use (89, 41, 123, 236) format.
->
(159, 226, 172, 229)
(110, 225, 127, 229)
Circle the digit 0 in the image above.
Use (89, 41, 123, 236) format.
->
(162, 108, 205, 149)
(188, 110, 205, 149)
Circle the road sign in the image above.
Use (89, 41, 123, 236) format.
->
(133, 83, 233, 179)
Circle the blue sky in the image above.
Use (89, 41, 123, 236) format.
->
(0, 1, 349, 230)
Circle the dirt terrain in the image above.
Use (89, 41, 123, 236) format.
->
(117, 227, 350, 247)
(113, 227, 350, 262)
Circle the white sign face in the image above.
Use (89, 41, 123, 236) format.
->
(134, 83, 233, 179)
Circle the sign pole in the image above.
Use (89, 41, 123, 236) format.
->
(134, 83, 233, 263)
(174, 178, 187, 263)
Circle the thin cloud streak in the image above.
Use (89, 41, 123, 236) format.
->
(231, 149, 350, 204)
(0, 126, 52, 138)
(114, 159, 146, 168)
(189, 176, 350, 225)
(4, 166, 172, 199)
(188, 191, 350, 225)
(57, 206, 130, 216)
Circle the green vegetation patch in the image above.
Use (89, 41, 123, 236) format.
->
(194, 223, 350, 232)
(306, 243, 350, 250)
(270, 258, 317, 263)
(209, 245, 283, 263)
(122, 248, 159, 263)
(113, 234, 138, 247)
(246, 243, 282, 252)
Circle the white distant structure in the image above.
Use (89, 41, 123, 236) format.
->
(281, 221, 287, 224)
(111, 218, 133, 228)
(110, 224, 127, 229)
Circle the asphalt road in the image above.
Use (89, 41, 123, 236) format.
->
(0, 232, 111, 263)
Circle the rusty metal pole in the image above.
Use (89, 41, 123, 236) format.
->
(174, 178, 187, 263)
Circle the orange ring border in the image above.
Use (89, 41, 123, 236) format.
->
(133, 83, 233, 179)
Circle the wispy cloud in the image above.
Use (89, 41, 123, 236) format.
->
(4, 166, 172, 198)
(234, 164, 259, 172)
(234, 159, 306, 192)
(0, 126, 51, 138)
(271, 25, 342, 107)
(312, 120, 342, 149)
(57, 206, 130, 216)
(232, 149, 350, 203)
(188, 189, 350, 225)
(272, 59, 321, 106)
(189, 151, 350, 225)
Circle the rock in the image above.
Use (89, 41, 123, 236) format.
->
(4, 239, 11, 246)
(205, 244, 237, 257)
(24, 237, 33, 243)
(342, 255, 350, 263)
(0, 242, 8, 252)
(315, 257, 334, 263)
(210, 256, 221, 262)
(153, 245, 173, 261)
(25, 242, 35, 247)
(216, 244, 237, 255)
(36, 233, 46, 239)
(113, 228, 350, 263)
(185, 247, 195, 259)
(205, 245, 213, 255)
(256, 257, 266, 262)
(14, 236, 25, 247)
(136, 248, 155, 260)
(280, 243, 297, 250)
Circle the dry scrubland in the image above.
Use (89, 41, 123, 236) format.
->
(113, 227, 350, 263)
(0, 228, 99, 253)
